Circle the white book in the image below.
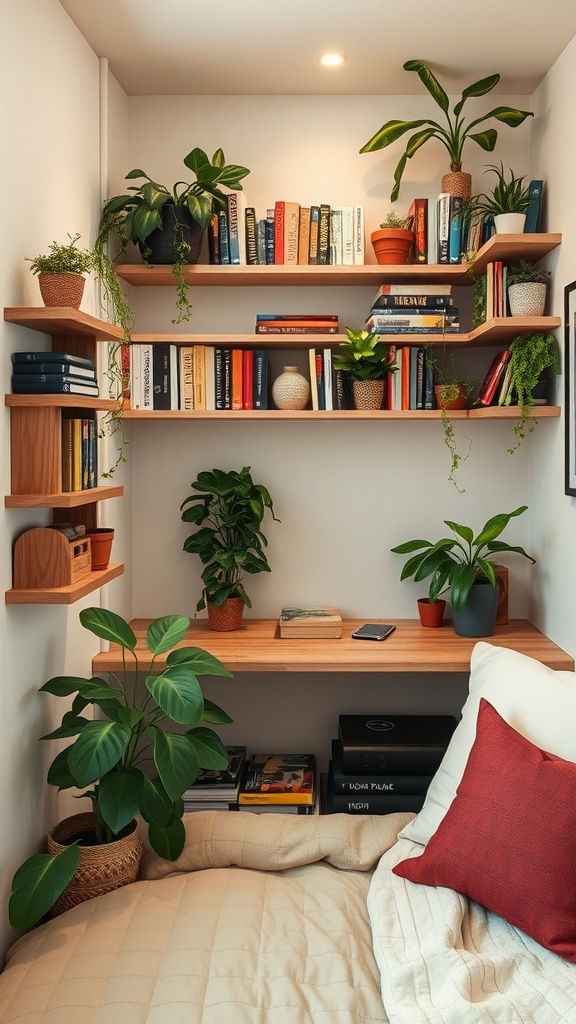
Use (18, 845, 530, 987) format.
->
(205, 346, 216, 411)
(141, 343, 153, 410)
(169, 344, 179, 409)
(323, 348, 333, 410)
(131, 344, 142, 410)
(437, 193, 450, 264)
(353, 204, 365, 265)
(341, 206, 354, 265)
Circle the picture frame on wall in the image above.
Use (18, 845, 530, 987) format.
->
(564, 280, 576, 495)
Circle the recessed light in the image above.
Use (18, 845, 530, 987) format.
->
(320, 53, 346, 68)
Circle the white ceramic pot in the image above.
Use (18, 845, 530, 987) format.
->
(508, 282, 547, 317)
(494, 213, 526, 234)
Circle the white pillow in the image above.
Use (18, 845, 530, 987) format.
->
(399, 641, 576, 846)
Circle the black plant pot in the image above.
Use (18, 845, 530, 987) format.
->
(451, 581, 499, 638)
(140, 205, 204, 265)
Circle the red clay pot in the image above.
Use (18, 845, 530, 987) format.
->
(417, 598, 446, 628)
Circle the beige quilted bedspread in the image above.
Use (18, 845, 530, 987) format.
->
(0, 811, 413, 1024)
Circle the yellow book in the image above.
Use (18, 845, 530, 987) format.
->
(70, 418, 82, 491)
(193, 345, 206, 410)
(179, 346, 195, 411)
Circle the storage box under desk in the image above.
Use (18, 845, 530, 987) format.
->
(13, 528, 92, 589)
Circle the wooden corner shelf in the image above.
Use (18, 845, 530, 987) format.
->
(6, 562, 124, 605)
(91, 617, 573, 674)
(4, 307, 123, 341)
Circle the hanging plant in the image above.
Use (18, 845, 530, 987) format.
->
(504, 331, 560, 453)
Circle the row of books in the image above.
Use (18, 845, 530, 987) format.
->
(325, 714, 457, 815)
(129, 343, 270, 411)
(61, 415, 98, 491)
(207, 195, 365, 266)
(11, 351, 99, 396)
(184, 748, 318, 815)
(474, 261, 517, 322)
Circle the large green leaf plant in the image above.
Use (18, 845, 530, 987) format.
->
(9, 608, 233, 930)
(360, 60, 533, 201)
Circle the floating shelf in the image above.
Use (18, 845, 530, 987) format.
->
(121, 406, 560, 421)
(4, 307, 123, 341)
(5, 563, 124, 605)
(5, 484, 124, 509)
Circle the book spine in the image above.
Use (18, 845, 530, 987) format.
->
(309, 206, 320, 264)
(11, 362, 97, 378)
(141, 344, 153, 410)
(152, 343, 171, 410)
(323, 348, 333, 410)
(333, 367, 346, 410)
(340, 748, 447, 774)
(88, 416, 97, 487)
(297, 206, 311, 265)
(353, 204, 365, 265)
(274, 201, 285, 264)
(131, 344, 141, 409)
(61, 418, 73, 492)
(367, 314, 447, 329)
(222, 348, 232, 409)
(253, 350, 269, 409)
(193, 345, 206, 410)
(204, 346, 215, 411)
(437, 193, 450, 263)
(218, 210, 230, 265)
(448, 195, 463, 264)
(10, 372, 98, 385)
(71, 417, 82, 491)
(423, 351, 435, 410)
(414, 197, 428, 263)
(375, 283, 452, 296)
(524, 179, 543, 232)
(245, 206, 258, 265)
(11, 380, 99, 395)
(341, 206, 354, 265)
(179, 346, 195, 411)
(81, 418, 89, 489)
(231, 348, 243, 410)
(255, 314, 338, 322)
(401, 346, 411, 410)
(214, 348, 225, 410)
(256, 219, 267, 264)
(242, 348, 254, 409)
(13, 351, 94, 368)
(315, 351, 325, 410)
(207, 212, 220, 264)
(284, 202, 300, 265)
(329, 207, 342, 265)
(308, 348, 319, 410)
(318, 204, 331, 265)
(265, 209, 275, 264)
(255, 325, 338, 334)
(331, 772, 433, 795)
(371, 295, 453, 309)
(227, 193, 240, 265)
(416, 347, 425, 410)
(327, 791, 426, 814)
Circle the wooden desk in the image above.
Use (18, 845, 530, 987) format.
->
(92, 618, 574, 675)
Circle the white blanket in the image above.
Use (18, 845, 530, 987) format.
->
(368, 837, 576, 1024)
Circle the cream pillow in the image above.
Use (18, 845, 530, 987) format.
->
(399, 641, 576, 846)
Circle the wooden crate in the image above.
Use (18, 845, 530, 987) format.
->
(14, 528, 92, 589)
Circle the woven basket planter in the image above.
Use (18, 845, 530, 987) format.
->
(47, 812, 142, 916)
(353, 379, 385, 410)
(441, 170, 472, 199)
(38, 271, 86, 308)
(207, 596, 245, 632)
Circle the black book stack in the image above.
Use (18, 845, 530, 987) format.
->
(324, 714, 458, 815)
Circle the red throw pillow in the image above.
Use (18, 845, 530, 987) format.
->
(393, 698, 576, 963)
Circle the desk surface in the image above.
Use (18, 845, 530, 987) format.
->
(91, 618, 574, 674)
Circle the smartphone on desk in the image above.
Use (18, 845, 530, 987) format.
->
(351, 623, 396, 641)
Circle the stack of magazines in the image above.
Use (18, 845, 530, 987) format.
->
(238, 753, 318, 815)
(183, 746, 247, 813)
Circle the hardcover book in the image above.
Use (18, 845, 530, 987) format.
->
(374, 283, 452, 297)
(298, 206, 311, 265)
(330, 740, 433, 795)
(524, 179, 544, 233)
(309, 206, 320, 264)
(11, 378, 99, 396)
(12, 360, 97, 379)
(318, 204, 331, 265)
(279, 606, 342, 638)
(186, 746, 247, 796)
(239, 753, 316, 805)
(13, 351, 95, 369)
(283, 202, 300, 265)
(338, 714, 458, 774)
(477, 349, 512, 406)
(245, 206, 258, 265)
(253, 350, 269, 409)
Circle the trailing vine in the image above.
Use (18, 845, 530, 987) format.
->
(505, 331, 560, 454)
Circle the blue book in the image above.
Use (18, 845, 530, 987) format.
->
(448, 195, 463, 264)
(13, 351, 94, 369)
(11, 360, 96, 379)
(264, 209, 275, 265)
(226, 193, 241, 265)
(218, 211, 230, 265)
(524, 180, 544, 233)
(11, 378, 99, 395)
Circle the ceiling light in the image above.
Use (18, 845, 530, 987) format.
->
(320, 53, 346, 68)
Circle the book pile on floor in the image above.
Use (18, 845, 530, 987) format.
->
(238, 753, 318, 814)
(183, 745, 247, 812)
(324, 714, 457, 815)
(279, 607, 342, 639)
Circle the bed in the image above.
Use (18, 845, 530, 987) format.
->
(2, 641, 576, 1024)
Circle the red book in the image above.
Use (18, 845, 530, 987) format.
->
(242, 349, 254, 409)
(408, 198, 428, 264)
(478, 349, 512, 406)
(401, 345, 411, 409)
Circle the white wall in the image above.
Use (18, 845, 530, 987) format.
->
(2, 0, 575, 960)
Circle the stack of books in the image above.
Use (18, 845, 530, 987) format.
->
(365, 283, 459, 336)
(61, 414, 98, 491)
(279, 607, 342, 639)
(183, 745, 247, 813)
(238, 753, 317, 814)
(11, 351, 99, 396)
(255, 314, 339, 335)
(324, 714, 457, 815)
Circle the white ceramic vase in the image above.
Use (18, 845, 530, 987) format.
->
(272, 366, 310, 410)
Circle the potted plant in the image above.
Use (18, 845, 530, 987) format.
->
(428, 349, 476, 491)
(390, 506, 535, 637)
(506, 259, 550, 316)
(370, 210, 414, 265)
(9, 607, 233, 930)
(504, 330, 560, 453)
(181, 466, 279, 631)
(474, 162, 532, 233)
(27, 233, 94, 308)
(95, 146, 250, 325)
(332, 328, 397, 409)
(360, 60, 533, 201)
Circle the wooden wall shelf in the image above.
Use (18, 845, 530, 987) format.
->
(4, 307, 123, 341)
(6, 562, 124, 605)
(5, 484, 124, 508)
(114, 233, 562, 288)
(92, 618, 573, 675)
(121, 406, 560, 421)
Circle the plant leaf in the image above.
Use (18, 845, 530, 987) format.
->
(97, 769, 142, 834)
(403, 60, 450, 113)
(79, 608, 137, 651)
(67, 720, 132, 788)
(146, 666, 204, 725)
(149, 727, 200, 800)
(186, 727, 229, 769)
(165, 646, 233, 678)
(201, 698, 234, 724)
(148, 814, 186, 861)
(9, 845, 80, 930)
(146, 615, 190, 655)
(139, 776, 174, 827)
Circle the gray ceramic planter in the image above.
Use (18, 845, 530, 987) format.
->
(451, 581, 499, 637)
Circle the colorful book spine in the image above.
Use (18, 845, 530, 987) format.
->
(242, 349, 254, 409)
(193, 345, 206, 410)
(436, 192, 450, 263)
(371, 294, 453, 309)
(283, 202, 300, 265)
(318, 204, 331, 265)
(231, 349, 243, 410)
(218, 210, 230, 266)
(253, 350, 269, 409)
(297, 207, 311, 265)
(179, 347, 194, 411)
(274, 201, 285, 264)
(265, 209, 275, 265)
(309, 206, 320, 265)
(245, 206, 258, 265)
(448, 195, 463, 264)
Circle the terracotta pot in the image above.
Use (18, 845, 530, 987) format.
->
(38, 271, 85, 308)
(47, 812, 142, 916)
(352, 378, 385, 410)
(207, 596, 245, 632)
(371, 228, 414, 265)
(417, 598, 446, 628)
(441, 170, 472, 199)
(86, 528, 115, 570)
(434, 383, 468, 410)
